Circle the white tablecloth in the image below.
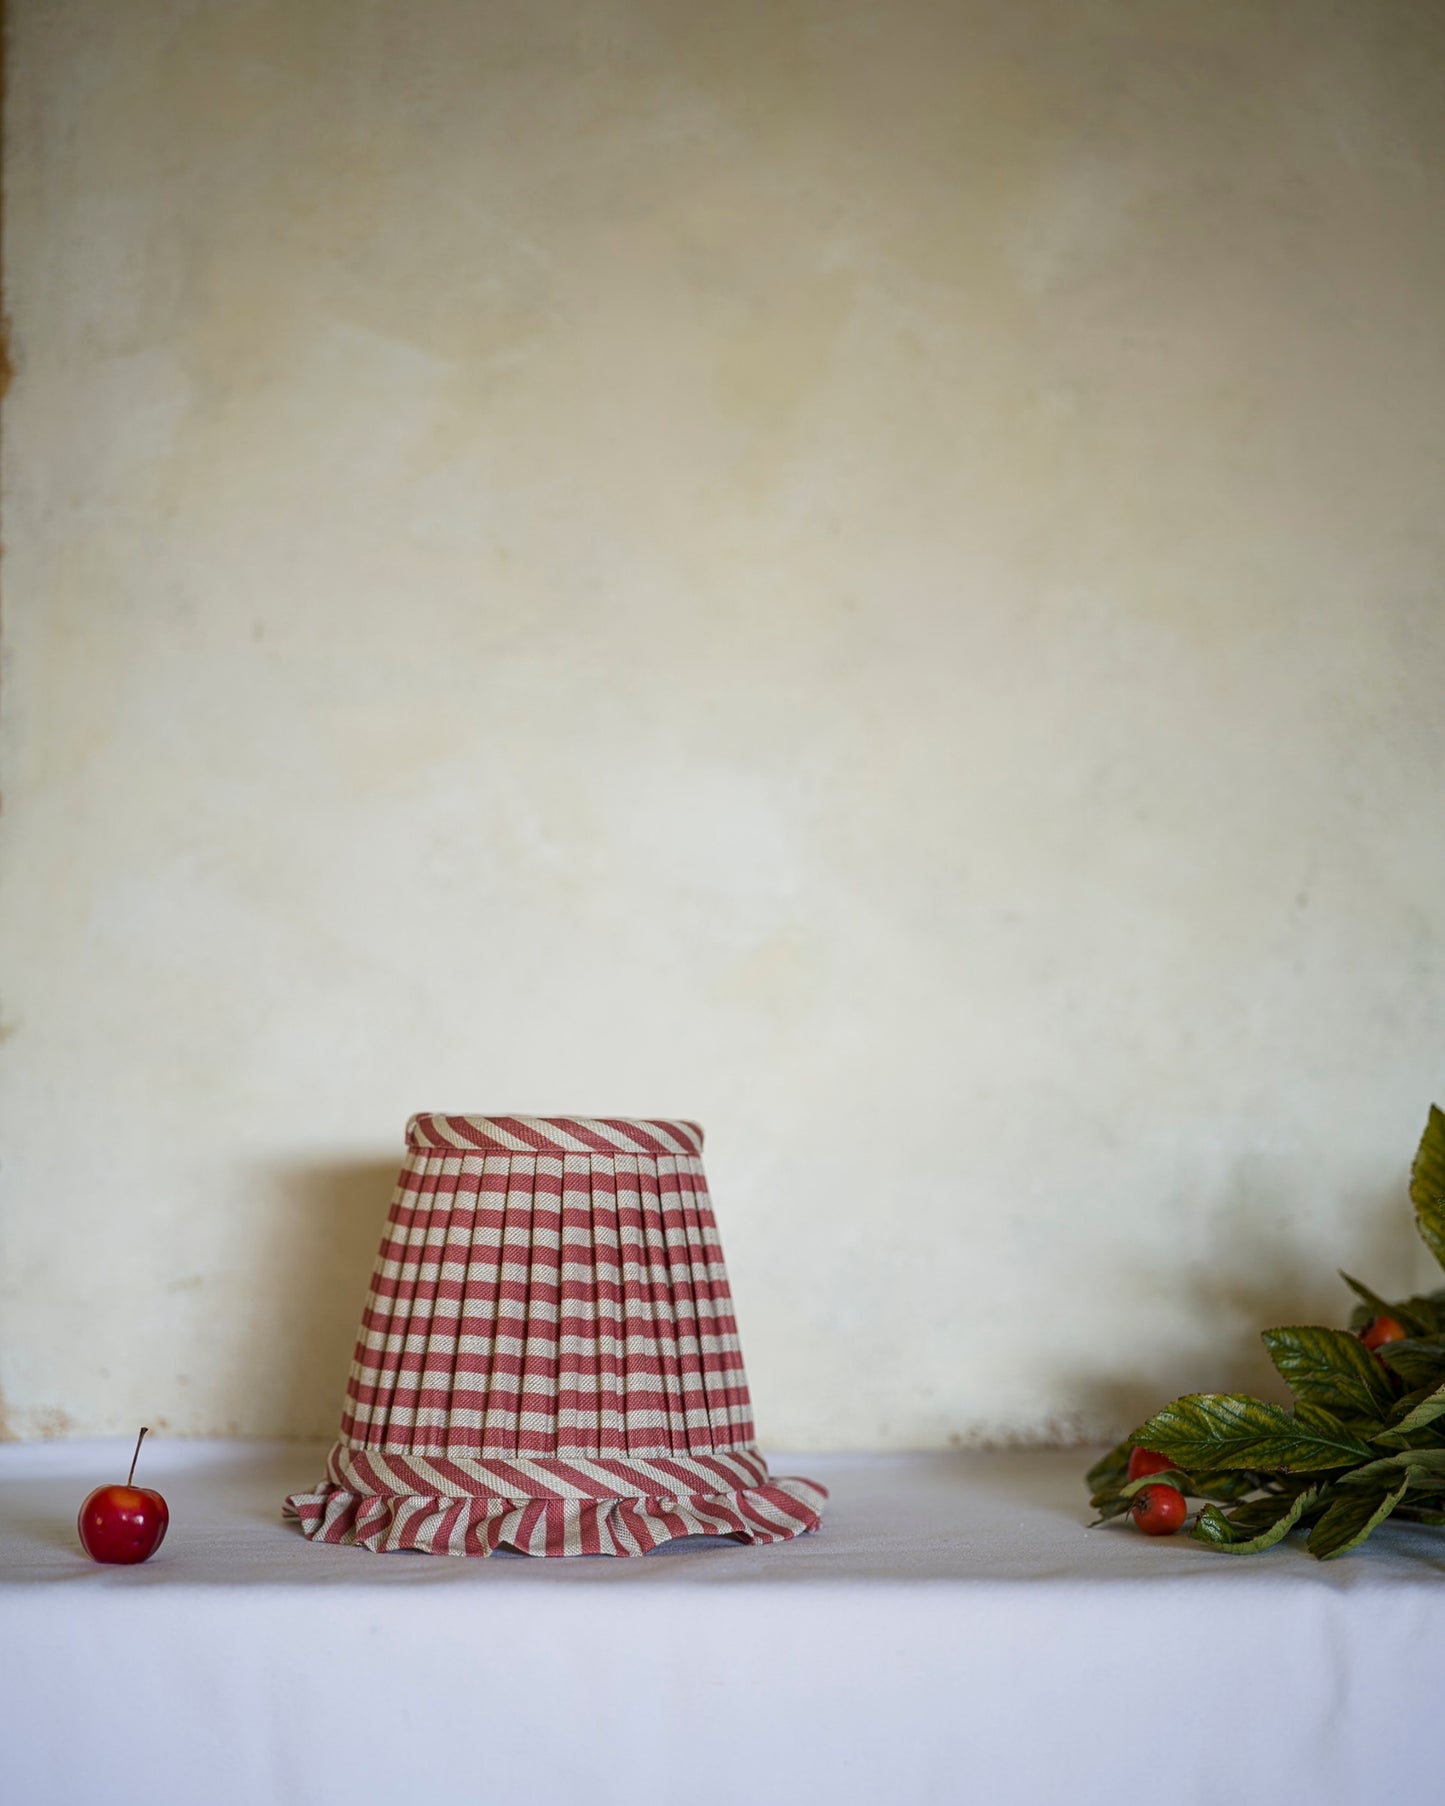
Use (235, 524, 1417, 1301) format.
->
(3, 1439, 1442, 1805)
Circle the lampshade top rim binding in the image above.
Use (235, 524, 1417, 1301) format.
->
(407, 1114, 705, 1157)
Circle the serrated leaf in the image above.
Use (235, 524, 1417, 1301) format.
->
(1410, 1105, 1445, 1273)
(1084, 1439, 1133, 1496)
(1337, 1446, 1445, 1489)
(1375, 1378, 1445, 1442)
(1334, 1455, 1408, 1489)
(1306, 1477, 1409, 1558)
(1190, 1505, 1239, 1548)
(1338, 1272, 1428, 1338)
(1261, 1325, 1395, 1424)
(1133, 1394, 1375, 1474)
(1377, 1338, 1445, 1388)
(1190, 1485, 1321, 1554)
(1395, 1447, 1445, 1476)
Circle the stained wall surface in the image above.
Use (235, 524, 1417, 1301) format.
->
(3, 0, 1444, 1444)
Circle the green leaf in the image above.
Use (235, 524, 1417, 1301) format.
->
(1410, 1105, 1445, 1273)
(1336, 1447, 1445, 1490)
(1334, 1455, 1408, 1489)
(1133, 1394, 1376, 1474)
(1307, 1478, 1409, 1559)
(1084, 1439, 1133, 1496)
(1377, 1338, 1445, 1388)
(1261, 1325, 1395, 1424)
(1190, 1505, 1238, 1547)
(1338, 1271, 1428, 1338)
(1395, 1447, 1445, 1476)
(1190, 1486, 1321, 1554)
(1375, 1377, 1445, 1443)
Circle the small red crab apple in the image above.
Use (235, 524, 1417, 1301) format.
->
(1360, 1315, 1408, 1351)
(77, 1428, 169, 1564)
(1126, 1446, 1174, 1481)
(1130, 1484, 1187, 1536)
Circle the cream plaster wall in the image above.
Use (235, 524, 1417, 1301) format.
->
(3, 0, 1445, 1447)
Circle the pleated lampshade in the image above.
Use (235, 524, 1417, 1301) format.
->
(284, 1114, 826, 1556)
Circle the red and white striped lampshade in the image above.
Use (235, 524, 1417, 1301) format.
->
(284, 1114, 826, 1556)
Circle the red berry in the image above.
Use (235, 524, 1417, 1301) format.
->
(1126, 1446, 1174, 1481)
(1360, 1315, 1408, 1350)
(1130, 1484, 1187, 1536)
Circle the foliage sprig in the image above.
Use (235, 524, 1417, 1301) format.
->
(1087, 1106, 1445, 1558)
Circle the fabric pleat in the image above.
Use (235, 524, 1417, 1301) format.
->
(286, 1115, 825, 1556)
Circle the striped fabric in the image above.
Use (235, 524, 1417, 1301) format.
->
(407, 1114, 706, 1158)
(284, 1115, 825, 1556)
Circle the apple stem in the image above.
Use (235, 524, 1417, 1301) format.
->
(127, 1426, 149, 1488)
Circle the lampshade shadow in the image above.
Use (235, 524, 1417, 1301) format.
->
(256, 1158, 396, 1439)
